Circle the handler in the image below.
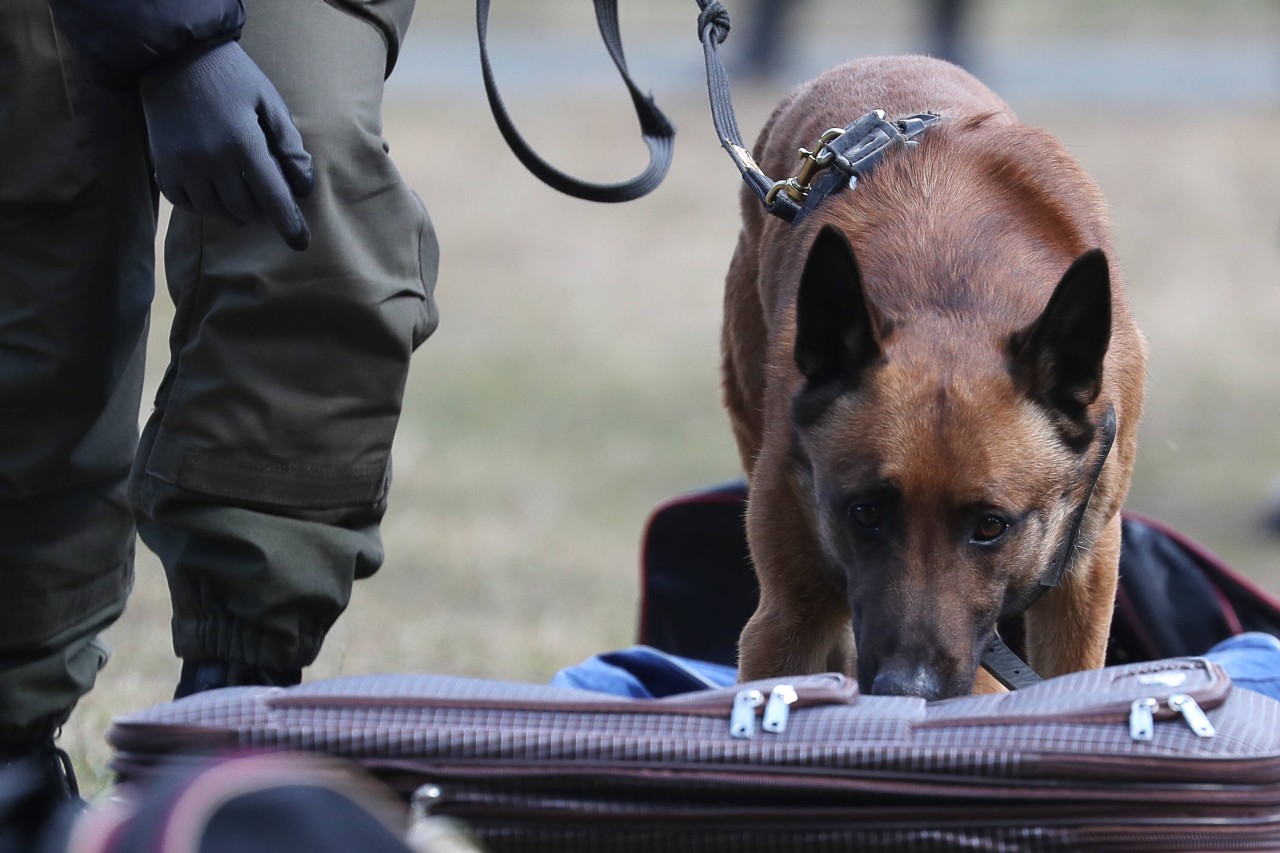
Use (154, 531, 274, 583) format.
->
(0, 0, 437, 807)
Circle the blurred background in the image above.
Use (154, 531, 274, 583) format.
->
(68, 0, 1280, 791)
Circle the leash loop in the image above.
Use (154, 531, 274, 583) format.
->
(476, 0, 675, 203)
(696, 1, 731, 44)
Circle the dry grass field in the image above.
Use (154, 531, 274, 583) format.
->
(58, 1, 1280, 796)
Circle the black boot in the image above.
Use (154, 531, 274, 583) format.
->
(174, 660, 303, 700)
(0, 737, 85, 853)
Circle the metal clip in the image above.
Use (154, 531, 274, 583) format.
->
(762, 684, 799, 734)
(764, 127, 844, 206)
(730, 688, 765, 739)
(408, 783, 485, 852)
(411, 783, 443, 820)
(1129, 697, 1157, 741)
(1169, 694, 1216, 738)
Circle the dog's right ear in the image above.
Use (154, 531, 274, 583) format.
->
(794, 225, 886, 387)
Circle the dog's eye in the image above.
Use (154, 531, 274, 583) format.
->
(850, 503, 881, 530)
(972, 515, 1009, 543)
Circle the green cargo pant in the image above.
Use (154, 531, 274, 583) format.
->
(0, 0, 436, 741)
(0, 0, 151, 744)
(133, 0, 437, 674)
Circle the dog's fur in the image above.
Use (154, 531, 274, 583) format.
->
(723, 57, 1146, 699)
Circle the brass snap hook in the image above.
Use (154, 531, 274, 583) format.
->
(765, 127, 845, 207)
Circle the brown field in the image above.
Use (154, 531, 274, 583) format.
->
(59, 1, 1280, 795)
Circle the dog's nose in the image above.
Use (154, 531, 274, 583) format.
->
(869, 666, 946, 701)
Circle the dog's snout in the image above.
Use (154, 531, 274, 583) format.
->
(868, 666, 946, 701)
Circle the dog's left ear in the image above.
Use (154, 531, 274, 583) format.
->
(1009, 248, 1112, 421)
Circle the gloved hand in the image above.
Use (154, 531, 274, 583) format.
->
(139, 40, 315, 251)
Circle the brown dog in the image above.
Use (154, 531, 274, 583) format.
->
(723, 57, 1146, 699)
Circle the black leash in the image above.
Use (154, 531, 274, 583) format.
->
(477, 0, 939, 218)
(475, 0, 676, 203)
(694, 1, 940, 225)
(980, 406, 1119, 690)
(692, 2, 781, 215)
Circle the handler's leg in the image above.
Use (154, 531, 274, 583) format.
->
(130, 0, 438, 693)
(0, 0, 153, 760)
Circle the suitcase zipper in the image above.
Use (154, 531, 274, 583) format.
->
(409, 775, 1280, 852)
(762, 684, 799, 733)
(1168, 693, 1216, 737)
(920, 661, 1230, 740)
(1128, 698, 1157, 741)
(1128, 693, 1216, 741)
(259, 673, 855, 721)
(731, 683, 804, 738)
(729, 688, 765, 738)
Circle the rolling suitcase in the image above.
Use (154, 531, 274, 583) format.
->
(107, 655, 1280, 852)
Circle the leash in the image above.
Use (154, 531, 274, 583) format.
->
(477, 0, 940, 219)
(980, 405, 1120, 690)
(476, 0, 676, 202)
(694, 1, 940, 225)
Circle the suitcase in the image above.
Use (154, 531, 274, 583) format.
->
(107, 656, 1280, 852)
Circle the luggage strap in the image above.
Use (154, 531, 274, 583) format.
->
(476, 0, 940, 218)
(981, 405, 1119, 689)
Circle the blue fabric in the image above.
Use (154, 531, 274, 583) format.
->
(1203, 632, 1280, 701)
(550, 646, 735, 698)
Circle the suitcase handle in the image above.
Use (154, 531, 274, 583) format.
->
(916, 658, 1231, 734)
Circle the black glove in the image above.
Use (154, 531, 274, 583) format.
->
(139, 41, 315, 251)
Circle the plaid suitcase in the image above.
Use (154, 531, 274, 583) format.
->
(107, 656, 1280, 851)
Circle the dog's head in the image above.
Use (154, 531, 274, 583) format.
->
(790, 225, 1113, 699)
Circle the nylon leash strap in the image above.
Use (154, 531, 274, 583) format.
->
(695, 1, 940, 224)
(476, 0, 676, 203)
(477, 0, 939, 216)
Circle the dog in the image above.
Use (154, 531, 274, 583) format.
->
(722, 56, 1147, 699)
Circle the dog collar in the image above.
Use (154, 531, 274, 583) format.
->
(761, 110, 943, 225)
(1038, 404, 1119, 595)
(694, 1, 942, 226)
(982, 404, 1119, 690)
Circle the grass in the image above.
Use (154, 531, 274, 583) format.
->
(57, 3, 1280, 797)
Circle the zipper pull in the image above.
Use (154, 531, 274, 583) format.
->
(411, 783, 443, 819)
(762, 684, 799, 734)
(730, 688, 764, 739)
(408, 783, 482, 852)
(1169, 693, 1216, 738)
(1128, 697, 1157, 741)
